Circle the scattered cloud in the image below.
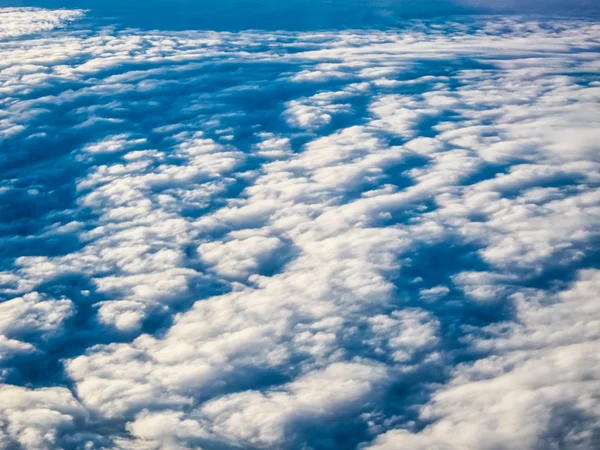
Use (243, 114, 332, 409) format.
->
(0, 7, 598, 450)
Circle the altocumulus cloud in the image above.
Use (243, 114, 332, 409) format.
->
(0, 6, 599, 450)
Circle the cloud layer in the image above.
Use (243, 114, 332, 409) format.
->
(0, 7, 599, 450)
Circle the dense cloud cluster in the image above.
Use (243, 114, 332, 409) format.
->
(0, 7, 599, 450)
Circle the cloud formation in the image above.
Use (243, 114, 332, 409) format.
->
(0, 7, 599, 450)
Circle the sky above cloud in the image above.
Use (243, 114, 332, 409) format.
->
(0, 4, 599, 450)
(1, 0, 599, 30)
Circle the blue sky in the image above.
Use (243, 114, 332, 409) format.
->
(1, 0, 599, 30)
(0, 3, 599, 450)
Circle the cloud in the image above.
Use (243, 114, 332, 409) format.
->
(0, 8, 84, 40)
(0, 384, 91, 450)
(283, 87, 361, 129)
(254, 133, 293, 159)
(365, 270, 600, 450)
(114, 361, 390, 449)
(0, 7, 598, 450)
(198, 232, 287, 280)
(126, 362, 391, 449)
(0, 292, 73, 377)
(82, 134, 149, 155)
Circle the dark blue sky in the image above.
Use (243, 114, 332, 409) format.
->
(1, 0, 598, 30)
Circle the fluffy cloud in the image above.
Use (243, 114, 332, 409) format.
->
(0, 384, 91, 450)
(0, 8, 84, 40)
(0, 7, 598, 450)
(0, 292, 73, 376)
(365, 270, 600, 450)
(124, 362, 391, 449)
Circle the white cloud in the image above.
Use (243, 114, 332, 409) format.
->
(0, 292, 73, 363)
(0, 8, 84, 40)
(366, 270, 600, 450)
(369, 94, 425, 138)
(254, 133, 293, 159)
(0, 385, 88, 450)
(284, 89, 356, 130)
(123, 362, 391, 449)
(82, 134, 148, 154)
(419, 285, 450, 302)
(198, 232, 285, 279)
(367, 309, 440, 364)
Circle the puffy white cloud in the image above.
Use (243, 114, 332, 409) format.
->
(198, 232, 286, 279)
(82, 134, 149, 154)
(0, 8, 84, 40)
(284, 88, 358, 130)
(0, 292, 73, 364)
(367, 309, 440, 364)
(254, 133, 293, 159)
(419, 286, 450, 302)
(2, 129, 245, 331)
(0, 292, 73, 337)
(369, 94, 426, 138)
(0, 384, 89, 450)
(122, 361, 391, 449)
(366, 271, 600, 450)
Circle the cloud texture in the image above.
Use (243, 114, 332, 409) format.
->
(0, 7, 599, 450)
